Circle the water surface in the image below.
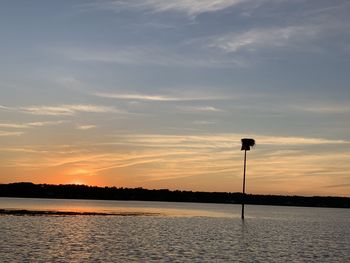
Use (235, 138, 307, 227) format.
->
(1, 198, 349, 262)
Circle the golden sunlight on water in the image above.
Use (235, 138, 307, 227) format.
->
(0, 198, 235, 218)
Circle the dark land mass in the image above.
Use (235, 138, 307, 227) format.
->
(0, 182, 349, 208)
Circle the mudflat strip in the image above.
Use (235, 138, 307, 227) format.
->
(0, 209, 160, 217)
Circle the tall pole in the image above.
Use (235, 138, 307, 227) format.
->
(240, 138, 254, 220)
(241, 149, 247, 220)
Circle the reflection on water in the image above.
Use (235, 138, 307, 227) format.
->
(1, 198, 350, 262)
(0, 198, 236, 218)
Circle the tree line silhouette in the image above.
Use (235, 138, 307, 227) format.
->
(0, 182, 349, 208)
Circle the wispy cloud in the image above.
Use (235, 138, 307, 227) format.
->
(94, 92, 224, 101)
(324, 183, 350, 189)
(0, 103, 123, 116)
(179, 106, 223, 112)
(208, 25, 321, 53)
(111, 133, 349, 148)
(76, 124, 97, 130)
(83, 0, 246, 17)
(292, 104, 350, 114)
(28, 121, 67, 127)
(57, 46, 241, 68)
(19, 104, 119, 116)
(0, 124, 28, 129)
(0, 131, 24, 137)
(72, 0, 350, 69)
(0, 121, 66, 129)
(257, 136, 349, 146)
(0, 105, 14, 111)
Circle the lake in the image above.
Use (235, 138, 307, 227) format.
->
(1, 197, 349, 262)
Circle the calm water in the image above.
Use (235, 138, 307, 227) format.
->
(1, 198, 349, 262)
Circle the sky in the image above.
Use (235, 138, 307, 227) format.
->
(0, 0, 350, 196)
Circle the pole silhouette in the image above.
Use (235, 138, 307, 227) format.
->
(240, 138, 255, 220)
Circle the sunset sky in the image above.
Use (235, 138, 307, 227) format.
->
(1, 0, 350, 196)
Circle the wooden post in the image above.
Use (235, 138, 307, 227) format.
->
(241, 149, 247, 220)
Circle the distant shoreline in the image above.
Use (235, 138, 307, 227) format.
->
(1, 182, 349, 208)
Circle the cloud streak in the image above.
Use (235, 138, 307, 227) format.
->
(110, 133, 349, 148)
(76, 125, 97, 130)
(57, 46, 242, 68)
(0, 121, 66, 129)
(0, 131, 24, 137)
(179, 106, 223, 112)
(83, 0, 246, 17)
(208, 25, 322, 53)
(21, 104, 119, 116)
(0, 104, 121, 116)
(0, 105, 13, 111)
(94, 92, 224, 102)
(292, 104, 350, 114)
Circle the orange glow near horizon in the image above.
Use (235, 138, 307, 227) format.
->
(1, 133, 349, 197)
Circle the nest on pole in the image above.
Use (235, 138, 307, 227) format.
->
(241, 138, 255, 151)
